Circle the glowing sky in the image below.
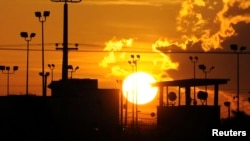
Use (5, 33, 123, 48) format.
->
(0, 0, 250, 115)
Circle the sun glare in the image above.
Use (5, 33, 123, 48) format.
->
(122, 72, 158, 105)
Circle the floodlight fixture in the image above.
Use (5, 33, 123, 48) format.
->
(75, 66, 79, 70)
(20, 32, 28, 38)
(43, 11, 50, 17)
(198, 64, 206, 71)
(240, 46, 246, 51)
(48, 64, 55, 69)
(0, 66, 5, 71)
(30, 33, 36, 38)
(13, 66, 18, 71)
(230, 44, 238, 51)
(68, 65, 73, 70)
(6, 66, 10, 71)
(35, 11, 42, 18)
(45, 72, 50, 77)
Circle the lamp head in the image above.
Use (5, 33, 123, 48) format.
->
(210, 66, 215, 71)
(6, 66, 10, 71)
(43, 11, 50, 17)
(199, 64, 206, 71)
(75, 66, 79, 70)
(230, 44, 238, 51)
(224, 101, 231, 107)
(20, 32, 28, 38)
(13, 66, 18, 71)
(35, 11, 42, 18)
(136, 55, 140, 59)
(45, 72, 50, 76)
(0, 65, 5, 71)
(240, 46, 246, 51)
(68, 65, 73, 70)
(30, 33, 36, 38)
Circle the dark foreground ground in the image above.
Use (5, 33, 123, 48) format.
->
(0, 96, 249, 141)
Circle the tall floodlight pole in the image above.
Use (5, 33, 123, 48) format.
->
(128, 54, 140, 128)
(189, 56, 198, 106)
(20, 32, 36, 96)
(230, 44, 246, 113)
(51, 0, 82, 81)
(35, 11, 50, 97)
(116, 79, 123, 127)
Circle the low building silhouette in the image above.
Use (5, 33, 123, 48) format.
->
(152, 78, 230, 139)
(0, 78, 119, 140)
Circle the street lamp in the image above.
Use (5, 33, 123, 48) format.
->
(199, 64, 215, 91)
(48, 64, 55, 81)
(20, 32, 36, 96)
(230, 44, 246, 113)
(189, 56, 198, 105)
(128, 54, 140, 128)
(35, 10, 50, 97)
(0, 65, 18, 96)
(68, 65, 79, 79)
(51, 0, 82, 81)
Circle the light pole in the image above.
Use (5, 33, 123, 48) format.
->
(0, 66, 18, 96)
(20, 32, 36, 96)
(189, 56, 198, 105)
(230, 44, 246, 113)
(198, 64, 215, 91)
(128, 54, 140, 127)
(67, 65, 79, 79)
(48, 64, 55, 81)
(35, 10, 50, 97)
(116, 79, 123, 127)
(39, 72, 50, 97)
(224, 101, 231, 119)
(51, 0, 82, 81)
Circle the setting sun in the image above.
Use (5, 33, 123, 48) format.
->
(122, 72, 158, 105)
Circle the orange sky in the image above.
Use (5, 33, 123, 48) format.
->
(0, 0, 250, 116)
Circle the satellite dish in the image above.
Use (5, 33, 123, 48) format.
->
(168, 92, 177, 101)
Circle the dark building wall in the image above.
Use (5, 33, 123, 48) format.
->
(0, 88, 119, 139)
(157, 106, 220, 138)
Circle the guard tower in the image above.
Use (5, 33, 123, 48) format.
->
(152, 78, 230, 138)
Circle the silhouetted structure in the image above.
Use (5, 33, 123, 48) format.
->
(0, 78, 119, 140)
(153, 78, 230, 139)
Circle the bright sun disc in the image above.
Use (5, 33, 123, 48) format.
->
(122, 72, 158, 105)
